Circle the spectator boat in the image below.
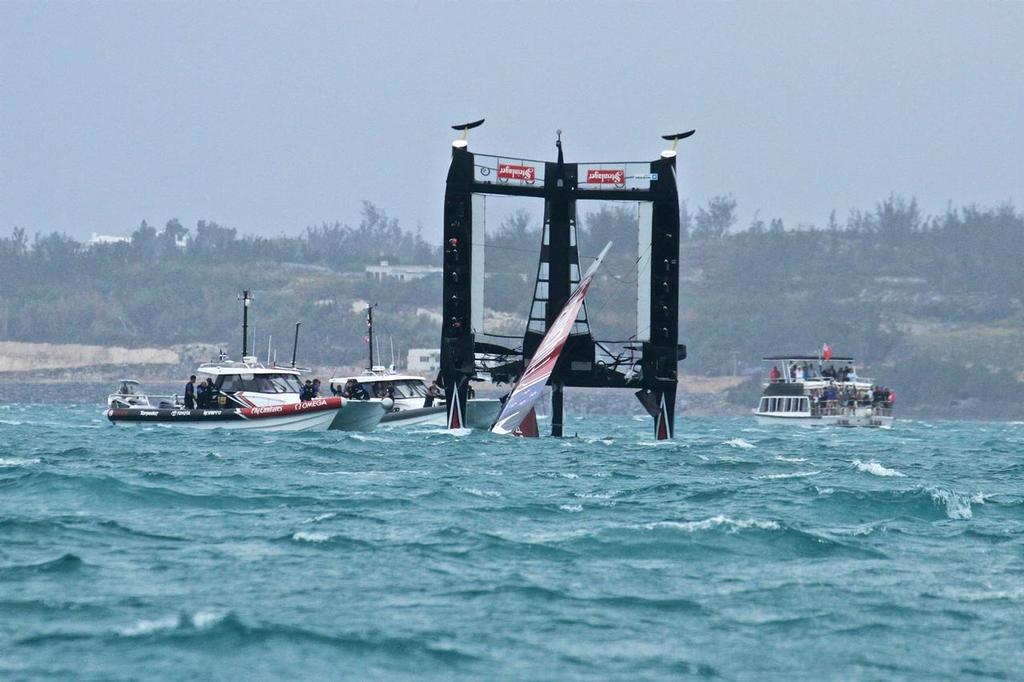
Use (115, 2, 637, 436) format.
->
(753, 354, 895, 428)
(105, 358, 387, 431)
(328, 367, 501, 429)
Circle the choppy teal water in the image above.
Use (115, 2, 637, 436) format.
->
(1, 406, 1022, 680)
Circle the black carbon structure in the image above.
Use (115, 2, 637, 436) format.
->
(440, 122, 692, 439)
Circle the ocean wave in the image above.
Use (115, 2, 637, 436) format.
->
(927, 487, 980, 520)
(755, 471, 821, 480)
(0, 553, 85, 578)
(852, 459, 906, 477)
(724, 438, 756, 449)
(5, 470, 323, 509)
(460, 487, 502, 498)
(809, 486, 986, 521)
(774, 455, 808, 463)
(292, 531, 333, 543)
(559, 504, 583, 512)
(0, 457, 41, 467)
(644, 516, 781, 533)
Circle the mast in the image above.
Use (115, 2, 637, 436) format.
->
(291, 322, 302, 367)
(366, 303, 378, 369)
(240, 290, 252, 357)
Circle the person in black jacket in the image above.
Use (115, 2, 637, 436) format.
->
(184, 375, 196, 409)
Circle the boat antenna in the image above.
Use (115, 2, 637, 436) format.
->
(291, 322, 302, 368)
(239, 290, 252, 357)
(390, 336, 395, 371)
(267, 334, 272, 365)
(366, 303, 378, 369)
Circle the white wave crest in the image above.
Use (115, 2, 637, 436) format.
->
(118, 610, 228, 637)
(119, 615, 181, 636)
(755, 470, 821, 480)
(928, 488, 978, 520)
(853, 459, 905, 477)
(348, 433, 386, 442)
(774, 455, 808, 463)
(0, 457, 41, 467)
(559, 504, 583, 512)
(292, 531, 332, 543)
(462, 487, 501, 498)
(303, 512, 337, 524)
(724, 438, 756, 449)
(645, 515, 780, 533)
(573, 491, 616, 499)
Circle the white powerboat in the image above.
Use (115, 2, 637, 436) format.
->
(328, 367, 501, 429)
(753, 354, 895, 428)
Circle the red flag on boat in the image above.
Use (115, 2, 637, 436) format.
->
(822, 343, 832, 361)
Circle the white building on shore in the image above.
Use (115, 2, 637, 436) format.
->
(406, 348, 440, 375)
(365, 260, 442, 282)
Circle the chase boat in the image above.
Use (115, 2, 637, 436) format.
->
(106, 358, 385, 431)
(328, 367, 501, 429)
(104, 291, 386, 431)
(754, 354, 895, 428)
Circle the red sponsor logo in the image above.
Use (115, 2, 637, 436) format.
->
(497, 163, 536, 182)
(586, 169, 625, 185)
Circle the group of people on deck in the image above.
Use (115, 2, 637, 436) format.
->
(768, 363, 858, 383)
(183, 375, 218, 409)
(331, 379, 371, 400)
(811, 384, 895, 412)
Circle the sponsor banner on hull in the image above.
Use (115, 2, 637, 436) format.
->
(107, 398, 343, 422)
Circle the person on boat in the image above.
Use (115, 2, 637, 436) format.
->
(196, 378, 208, 408)
(847, 365, 858, 382)
(300, 380, 315, 401)
(424, 380, 442, 407)
(184, 375, 197, 409)
(311, 378, 322, 398)
(768, 366, 781, 382)
(795, 365, 805, 381)
(329, 382, 341, 397)
(351, 381, 369, 400)
(203, 378, 217, 407)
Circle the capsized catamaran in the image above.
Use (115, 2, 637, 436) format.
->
(491, 242, 611, 436)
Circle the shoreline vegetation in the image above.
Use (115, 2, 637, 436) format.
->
(2, 197, 1022, 419)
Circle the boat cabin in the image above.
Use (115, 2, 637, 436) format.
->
(195, 357, 307, 407)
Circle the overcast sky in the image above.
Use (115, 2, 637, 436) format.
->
(2, 1, 1022, 241)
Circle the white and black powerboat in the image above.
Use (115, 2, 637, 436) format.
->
(330, 305, 501, 429)
(328, 367, 500, 429)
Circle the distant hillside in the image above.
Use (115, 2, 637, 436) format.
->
(2, 196, 1022, 418)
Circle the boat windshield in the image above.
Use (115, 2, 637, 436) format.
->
(218, 373, 304, 394)
(363, 379, 428, 398)
(393, 380, 428, 398)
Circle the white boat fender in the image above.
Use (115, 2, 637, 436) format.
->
(381, 398, 395, 410)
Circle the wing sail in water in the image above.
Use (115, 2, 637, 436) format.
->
(491, 242, 612, 435)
